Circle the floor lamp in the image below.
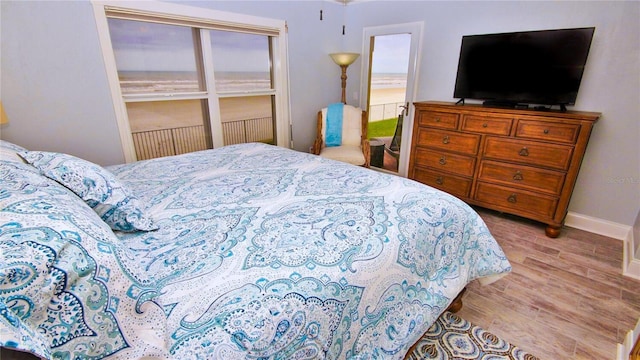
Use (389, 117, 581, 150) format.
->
(329, 53, 359, 104)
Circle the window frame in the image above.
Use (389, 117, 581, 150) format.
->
(92, 0, 291, 162)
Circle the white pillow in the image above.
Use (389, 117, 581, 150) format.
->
(19, 151, 158, 232)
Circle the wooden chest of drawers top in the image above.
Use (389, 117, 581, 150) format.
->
(414, 102, 599, 141)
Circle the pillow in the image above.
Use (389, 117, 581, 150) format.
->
(0, 139, 28, 153)
(0, 163, 167, 359)
(19, 151, 158, 232)
(0, 140, 29, 164)
(1, 147, 27, 164)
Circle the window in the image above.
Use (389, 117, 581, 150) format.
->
(93, 1, 290, 162)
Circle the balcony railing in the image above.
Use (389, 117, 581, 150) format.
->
(132, 125, 208, 160)
(131, 102, 404, 161)
(222, 117, 274, 146)
(368, 102, 405, 122)
(131, 117, 274, 161)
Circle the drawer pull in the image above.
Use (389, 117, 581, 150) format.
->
(442, 136, 450, 144)
(435, 117, 441, 122)
(436, 176, 444, 185)
(439, 156, 447, 165)
(519, 147, 529, 156)
(544, 129, 550, 134)
(507, 194, 517, 203)
(513, 171, 523, 181)
(482, 123, 488, 128)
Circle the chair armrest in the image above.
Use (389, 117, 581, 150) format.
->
(312, 110, 323, 155)
(361, 110, 370, 168)
(362, 138, 370, 168)
(312, 138, 322, 155)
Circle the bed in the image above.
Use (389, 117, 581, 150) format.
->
(0, 140, 511, 359)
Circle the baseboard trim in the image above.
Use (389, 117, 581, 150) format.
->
(565, 211, 630, 240)
(564, 211, 640, 279)
(617, 318, 640, 360)
(624, 237, 640, 280)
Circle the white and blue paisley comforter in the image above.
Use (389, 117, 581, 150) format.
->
(0, 141, 510, 359)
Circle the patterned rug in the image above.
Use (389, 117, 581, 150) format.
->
(406, 312, 540, 360)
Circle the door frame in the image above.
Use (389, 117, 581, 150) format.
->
(359, 22, 424, 177)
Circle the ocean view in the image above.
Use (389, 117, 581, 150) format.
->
(118, 71, 406, 93)
(370, 73, 407, 89)
(119, 70, 404, 159)
(118, 71, 271, 93)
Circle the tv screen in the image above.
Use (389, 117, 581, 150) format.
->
(453, 27, 595, 108)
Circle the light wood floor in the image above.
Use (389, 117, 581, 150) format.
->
(458, 207, 640, 359)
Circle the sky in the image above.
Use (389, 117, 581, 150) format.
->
(108, 18, 270, 72)
(371, 33, 411, 74)
(108, 17, 410, 75)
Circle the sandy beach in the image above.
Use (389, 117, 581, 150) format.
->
(370, 87, 405, 106)
(127, 96, 273, 132)
(369, 87, 405, 121)
(122, 70, 406, 130)
(124, 72, 406, 155)
(128, 87, 405, 132)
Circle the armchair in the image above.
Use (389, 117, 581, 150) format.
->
(312, 104, 370, 168)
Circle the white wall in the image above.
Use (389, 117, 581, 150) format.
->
(348, 1, 640, 226)
(1, 0, 122, 166)
(1, 0, 638, 227)
(635, 210, 640, 258)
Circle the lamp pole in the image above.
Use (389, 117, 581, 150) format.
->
(339, 64, 349, 104)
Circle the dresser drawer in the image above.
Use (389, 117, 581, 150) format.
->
(414, 148, 476, 177)
(474, 182, 558, 219)
(418, 111, 459, 129)
(412, 168, 472, 199)
(461, 114, 513, 135)
(478, 160, 565, 195)
(516, 120, 580, 144)
(411, 101, 599, 238)
(483, 137, 573, 170)
(416, 128, 481, 155)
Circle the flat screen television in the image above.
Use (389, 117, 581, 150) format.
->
(453, 27, 595, 111)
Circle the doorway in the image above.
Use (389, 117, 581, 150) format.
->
(360, 23, 422, 176)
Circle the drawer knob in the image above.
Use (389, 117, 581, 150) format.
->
(513, 171, 524, 181)
(435, 117, 441, 122)
(519, 147, 529, 156)
(482, 123, 488, 128)
(442, 135, 450, 144)
(439, 156, 447, 165)
(544, 129, 550, 134)
(436, 176, 444, 185)
(507, 194, 517, 203)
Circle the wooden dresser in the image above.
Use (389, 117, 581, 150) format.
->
(408, 101, 600, 237)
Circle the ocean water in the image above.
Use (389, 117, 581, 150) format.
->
(371, 73, 407, 89)
(118, 71, 407, 94)
(118, 71, 270, 94)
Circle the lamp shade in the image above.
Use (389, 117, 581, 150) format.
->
(329, 52, 360, 66)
